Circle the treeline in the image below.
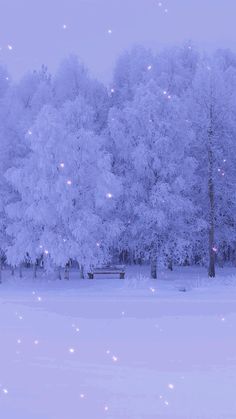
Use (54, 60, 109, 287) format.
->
(1, 43, 236, 278)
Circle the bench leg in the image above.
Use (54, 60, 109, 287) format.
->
(120, 273, 125, 279)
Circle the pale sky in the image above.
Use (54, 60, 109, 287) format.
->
(0, 0, 236, 83)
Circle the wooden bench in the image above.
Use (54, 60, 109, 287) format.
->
(88, 265, 125, 279)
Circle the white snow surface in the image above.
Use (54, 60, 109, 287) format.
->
(0, 265, 236, 419)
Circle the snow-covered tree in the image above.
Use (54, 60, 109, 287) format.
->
(187, 54, 236, 276)
(6, 101, 121, 276)
(0, 67, 52, 273)
(53, 55, 109, 133)
(111, 45, 154, 107)
(108, 80, 196, 277)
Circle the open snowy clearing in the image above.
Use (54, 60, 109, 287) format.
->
(0, 266, 236, 419)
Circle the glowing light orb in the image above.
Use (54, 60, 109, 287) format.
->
(67, 180, 72, 185)
(106, 192, 113, 199)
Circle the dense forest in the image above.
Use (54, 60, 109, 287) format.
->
(1, 42, 236, 278)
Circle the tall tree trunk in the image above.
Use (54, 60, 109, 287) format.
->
(58, 267, 62, 280)
(150, 245, 157, 279)
(168, 258, 173, 271)
(0, 261, 2, 284)
(80, 265, 85, 279)
(11, 266, 15, 276)
(19, 264, 23, 278)
(64, 265, 69, 280)
(33, 263, 37, 279)
(207, 107, 216, 278)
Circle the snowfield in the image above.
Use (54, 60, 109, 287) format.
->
(0, 266, 236, 419)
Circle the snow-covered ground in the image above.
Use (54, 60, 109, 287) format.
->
(0, 265, 236, 419)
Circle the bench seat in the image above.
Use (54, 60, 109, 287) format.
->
(88, 265, 125, 279)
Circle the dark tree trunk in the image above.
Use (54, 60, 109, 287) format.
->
(79, 265, 85, 279)
(64, 265, 69, 280)
(11, 267, 15, 276)
(0, 261, 2, 284)
(150, 245, 157, 279)
(58, 267, 62, 280)
(168, 259, 173, 271)
(33, 263, 37, 279)
(207, 107, 216, 278)
(19, 264, 23, 278)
